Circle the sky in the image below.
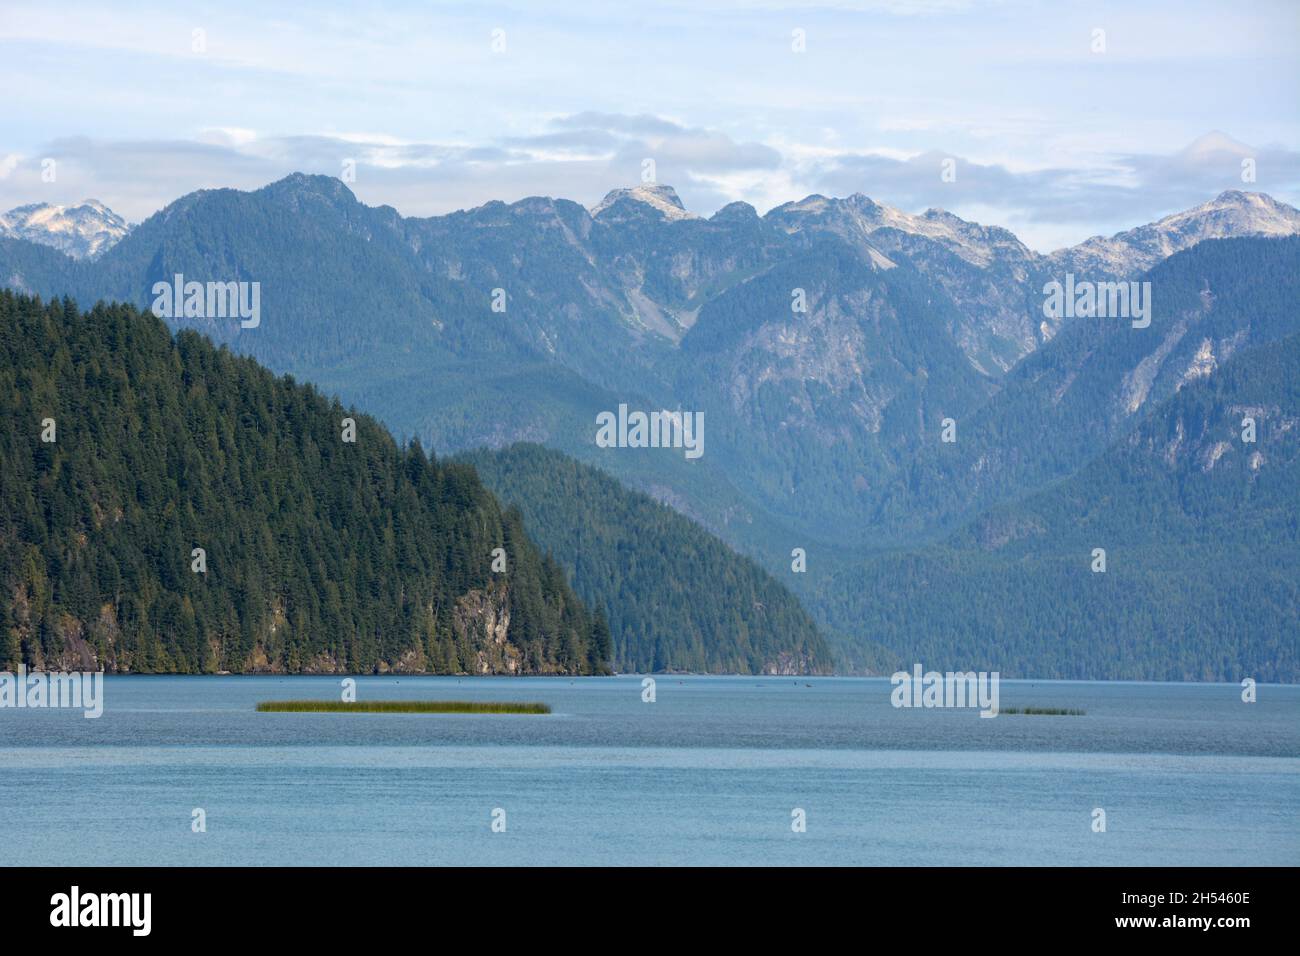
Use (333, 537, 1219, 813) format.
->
(1, 0, 1297, 251)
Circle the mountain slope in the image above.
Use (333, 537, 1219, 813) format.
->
(852, 236, 1300, 543)
(813, 330, 1300, 681)
(670, 237, 996, 545)
(462, 443, 833, 674)
(0, 291, 608, 675)
(767, 192, 1044, 374)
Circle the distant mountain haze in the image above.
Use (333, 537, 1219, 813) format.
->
(816, 325, 1300, 681)
(3, 176, 1297, 677)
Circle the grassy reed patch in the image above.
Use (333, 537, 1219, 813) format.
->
(1002, 707, 1085, 716)
(256, 700, 551, 715)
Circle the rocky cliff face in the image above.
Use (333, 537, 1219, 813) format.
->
(6, 581, 532, 676)
(454, 582, 523, 675)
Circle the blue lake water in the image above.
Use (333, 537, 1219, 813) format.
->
(1, 676, 1296, 866)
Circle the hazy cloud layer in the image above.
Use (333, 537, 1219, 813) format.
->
(2, 119, 1297, 251)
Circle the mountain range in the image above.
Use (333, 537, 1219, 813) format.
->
(2, 176, 1297, 678)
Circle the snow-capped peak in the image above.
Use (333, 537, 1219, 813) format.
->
(590, 184, 695, 222)
(0, 199, 131, 259)
(1159, 189, 1300, 238)
(1053, 190, 1300, 275)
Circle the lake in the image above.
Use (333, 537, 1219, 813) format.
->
(1, 676, 1296, 866)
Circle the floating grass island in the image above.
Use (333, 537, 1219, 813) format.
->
(1001, 707, 1086, 716)
(256, 700, 551, 715)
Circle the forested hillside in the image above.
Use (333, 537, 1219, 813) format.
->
(461, 443, 832, 674)
(0, 292, 608, 675)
